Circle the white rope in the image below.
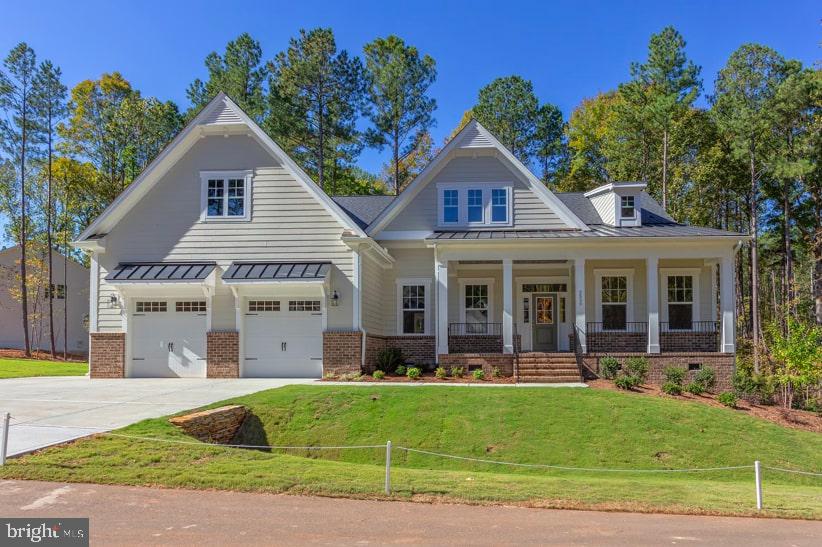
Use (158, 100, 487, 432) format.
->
(398, 447, 754, 473)
(762, 466, 822, 477)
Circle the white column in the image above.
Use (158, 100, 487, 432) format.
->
(720, 254, 736, 353)
(89, 251, 99, 333)
(646, 256, 660, 353)
(436, 257, 449, 356)
(502, 258, 513, 354)
(573, 258, 586, 353)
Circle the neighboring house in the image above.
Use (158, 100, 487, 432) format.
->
(0, 245, 90, 355)
(75, 93, 745, 385)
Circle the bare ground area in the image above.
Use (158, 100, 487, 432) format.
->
(0, 348, 87, 362)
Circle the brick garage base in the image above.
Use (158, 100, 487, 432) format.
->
(438, 354, 514, 377)
(207, 331, 239, 378)
(89, 332, 125, 378)
(324, 331, 363, 376)
(581, 353, 735, 390)
(363, 334, 436, 372)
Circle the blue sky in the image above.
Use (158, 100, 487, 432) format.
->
(1, 0, 819, 242)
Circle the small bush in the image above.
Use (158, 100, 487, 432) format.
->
(372, 370, 385, 380)
(472, 368, 485, 381)
(685, 382, 705, 395)
(600, 356, 620, 379)
(339, 372, 360, 382)
(663, 366, 686, 386)
(323, 372, 336, 380)
(662, 381, 683, 396)
(492, 366, 502, 378)
(375, 348, 405, 373)
(351, 373, 365, 382)
(450, 366, 464, 378)
(394, 364, 407, 376)
(406, 366, 421, 380)
(693, 366, 716, 391)
(624, 357, 649, 383)
(718, 391, 738, 408)
(614, 375, 638, 390)
(434, 367, 447, 379)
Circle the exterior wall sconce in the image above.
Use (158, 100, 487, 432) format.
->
(109, 295, 120, 308)
(330, 290, 340, 307)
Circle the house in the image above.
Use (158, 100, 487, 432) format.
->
(0, 245, 90, 355)
(74, 93, 745, 384)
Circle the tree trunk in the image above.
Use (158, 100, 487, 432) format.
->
(783, 191, 794, 322)
(749, 151, 760, 373)
(20, 86, 31, 357)
(661, 128, 669, 211)
(394, 130, 400, 196)
(47, 112, 56, 358)
(317, 95, 324, 190)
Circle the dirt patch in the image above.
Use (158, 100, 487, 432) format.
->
(0, 348, 86, 362)
(588, 379, 822, 433)
(325, 372, 516, 384)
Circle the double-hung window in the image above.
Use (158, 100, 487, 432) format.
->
(461, 281, 493, 334)
(667, 275, 694, 330)
(467, 189, 483, 223)
(397, 279, 430, 335)
(438, 185, 511, 227)
(201, 171, 251, 221)
(442, 189, 459, 224)
(491, 188, 508, 223)
(620, 195, 635, 219)
(599, 275, 629, 330)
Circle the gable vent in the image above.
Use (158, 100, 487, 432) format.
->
(459, 125, 494, 148)
(203, 101, 243, 125)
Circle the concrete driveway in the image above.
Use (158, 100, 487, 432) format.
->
(0, 377, 314, 457)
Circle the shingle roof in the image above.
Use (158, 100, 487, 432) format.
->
(554, 191, 675, 225)
(429, 224, 744, 240)
(106, 262, 216, 282)
(331, 195, 396, 229)
(222, 262, 331, 281)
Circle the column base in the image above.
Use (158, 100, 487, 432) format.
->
(647, 343, 661, 354)
(721, 343, 735, 353)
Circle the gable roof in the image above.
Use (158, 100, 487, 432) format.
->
(332, 195, 396, 229)
(366, 120, 590, 235)
(76, 93, 366, 244)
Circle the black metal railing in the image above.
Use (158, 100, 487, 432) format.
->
(660, 321, 719, 333)
(448, 322, 503, 336)
(586, 322, 648, 333)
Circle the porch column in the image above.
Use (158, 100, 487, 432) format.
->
(720, 254, 736, 353)
(573, 258, 587, 353)
(502, 258, 513, 354)
(436, 257, 449, 356)
(646, 256, 660, 353)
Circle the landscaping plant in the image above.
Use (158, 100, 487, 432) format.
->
(766, 318, 822, 410)
(624, 356, 649, 383)
(472, 368, 485, 381)
(718, 391, 738, 408)
(662, 381, 683, 396)
(394, 364, 407, 376)
(450, 366, 464, 378)
(435, 367, 447, 379)
(406, 366, 421, 380)
(375, 348, 405, 373)
(663, 366, 686, 386)
(492, 366, 502, 378)
(614, 375, 639, 390)
(685, 382, 705, 395)
(693, 366, 716, 391)
(600, 356, 620, 379)
(372, 370, 385, 380)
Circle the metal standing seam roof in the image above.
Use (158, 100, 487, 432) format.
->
(429, 224, 746, 240)
(222, 262, 331, 281)
(105, 262, 216, 282)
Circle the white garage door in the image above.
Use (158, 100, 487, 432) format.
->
(130, 300, 207, 378)
(244, 298, 323, 378)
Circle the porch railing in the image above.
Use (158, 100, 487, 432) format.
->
(660, 321, 720, 333)
(448, 322, 503, 336)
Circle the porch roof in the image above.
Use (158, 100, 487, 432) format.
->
(428, 224, 745, 241)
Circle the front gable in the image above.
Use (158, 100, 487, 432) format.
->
(368, 120, 589, 237)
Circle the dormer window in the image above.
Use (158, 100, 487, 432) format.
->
(438, 184, 512, 227)
(201, 171, 252, 221)
(467, 189, 483, 223)
(620, 195, 635, 219)
(491, 189, 508, 223)
(443, 189, 459, 223)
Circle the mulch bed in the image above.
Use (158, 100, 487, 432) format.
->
(0, 348, 87, 362)
(588, 379, 822, 434)
(325, 372, 516, 384)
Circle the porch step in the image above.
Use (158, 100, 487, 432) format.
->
(518, 375, 583, 383)
(517, 367, 579, 375)
(515, 352, 582, 383)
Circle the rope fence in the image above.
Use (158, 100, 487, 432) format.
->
(2, 411, 820, 512)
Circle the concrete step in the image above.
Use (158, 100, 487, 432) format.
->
(518, 375, 582, 383)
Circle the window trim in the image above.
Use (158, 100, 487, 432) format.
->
(458, 278, 495, 326)
(620, 195, 636, 219)
(594, 269, 634, 330)
(200, 170, 252, 222)
(436, 183, 513, 228)
(660, 268, 701, 331)
(396, 278, 432, 336)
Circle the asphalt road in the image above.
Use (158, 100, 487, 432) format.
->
(1, 480, 820, 546)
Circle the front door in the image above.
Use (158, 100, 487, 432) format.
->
(532, 293, 557, 351)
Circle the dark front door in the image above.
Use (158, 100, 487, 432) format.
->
(532, 293, 557, 351)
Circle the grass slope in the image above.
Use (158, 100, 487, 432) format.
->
(2, 386, 820, 518)
(0, 358, 88, 379)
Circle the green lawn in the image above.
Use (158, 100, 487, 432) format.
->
(2, 386, 820, 518)
(0, 357, 88, 378)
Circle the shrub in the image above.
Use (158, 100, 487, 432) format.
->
(624, 357, 649, 383)
(323, 372, 336, 380)
(492, 366, 502, 378)
(614, 375, 638, 390)
(685, 382, 705, 395)
(375, 348, 405, 373)
(693, 366, 716, 391)
(732, 369, 774, 405)
(450, 366, 464, 378)
(372, 370, 385, 380)
(435, 367, 447, 379)
(600, 356, 620, 379)
(718, 391, 738, 408)
(663, 366, 686, 386)
(339, 372, 360, 382)
(662, 381, 683, 396)
(472, 368, 485, 381)
(394, 364, 407, 376)
(351, 373, 365, 382)
(406, 366, 421, 380)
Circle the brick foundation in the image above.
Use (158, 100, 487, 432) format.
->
(438, 353, 514, 376)
(323, 330, 363, 376)
(587, 332, 647, 352)
(660, 332, 719, 352)
(363, 334, 436, 371)
(449, 335, 501, 353)
(581, 353, 735, 390)
(89, 332, 125, 378)
(207, 331, 239, 378)
(169, 404, 247, 443)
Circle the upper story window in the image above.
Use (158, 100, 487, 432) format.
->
(438, 184, 512, 227)
(201, 171, 252, 221)
(620, 195, 635, 219)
